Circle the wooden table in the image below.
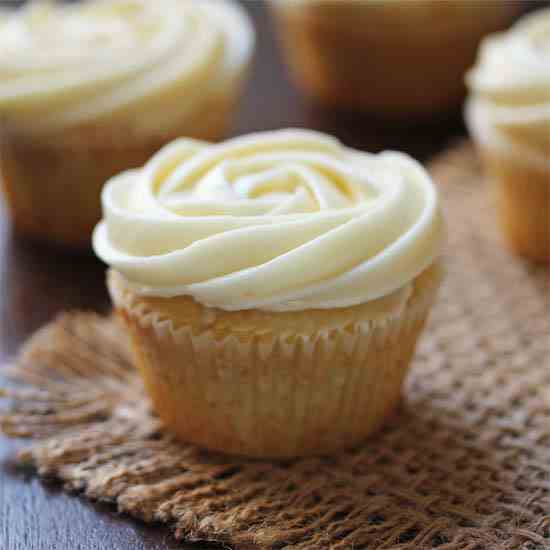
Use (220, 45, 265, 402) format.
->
(0, 2, 499, 548)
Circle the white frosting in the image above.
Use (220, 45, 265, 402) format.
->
(466, 8, 550, 168)
(0, 0, 254, 134)
(93, 129, 445, 312)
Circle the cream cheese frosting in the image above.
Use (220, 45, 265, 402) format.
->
(466, 8, 550, 168)
(0, 0, 254, 135)
(93, 129, 445, 312)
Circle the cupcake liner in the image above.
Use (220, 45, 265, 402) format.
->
(479, 146, 550, 263)
(108, 263, 443, 458)
(1, 132, 166, 249)
(0, 93, 239, 249)
(270, 1, 521, 117)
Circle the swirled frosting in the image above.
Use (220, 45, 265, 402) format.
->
(466, 8, 550, 167)
(0, 0, 253, 134)
(93, 129, 444, 312)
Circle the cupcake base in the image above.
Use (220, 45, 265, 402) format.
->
(271, 1, 521, 117)
(1, 132, 168, 249)
(0, 98, 236, 249)
(480, 148, 550, 263)
(108, 263, 443, 458)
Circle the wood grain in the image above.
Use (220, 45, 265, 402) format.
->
(0, 2, 494, 548)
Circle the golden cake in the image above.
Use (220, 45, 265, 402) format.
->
(271, 0, 521, 117)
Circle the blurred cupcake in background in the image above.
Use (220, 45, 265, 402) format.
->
(270, 0, 521, 118)
(0, 0, 254, 248)
(466, 8, 550, 262)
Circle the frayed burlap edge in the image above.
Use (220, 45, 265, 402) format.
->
(1, 142, 550, 549)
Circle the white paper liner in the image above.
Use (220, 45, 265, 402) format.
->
(108, 264, 442, 458)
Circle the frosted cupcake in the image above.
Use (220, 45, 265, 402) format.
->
(271, 0, 521, 117)
(0, 0, 254, 248)
(93, 129, 445, 458)
(466, 8, 550, 262)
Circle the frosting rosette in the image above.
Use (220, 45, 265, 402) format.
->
(93, 129, 444, 311)
(0, 0, 254, 134)
(466, 8, 550, 167)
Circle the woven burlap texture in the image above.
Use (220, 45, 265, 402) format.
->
(1, 143, 549, 550)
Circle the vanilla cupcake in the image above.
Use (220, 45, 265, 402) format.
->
(271, 0, 521, 117)
(466, 8, 550, 262)
(0, 0, 254, 248)
(93, 129, 445, 458)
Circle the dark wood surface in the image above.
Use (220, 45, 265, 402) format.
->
(0, 2, 505, 548)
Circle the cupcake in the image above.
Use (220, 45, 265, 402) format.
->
(93, 129, 445, 458)
(466, 8, 550, 262)
(270, 0, 521, 117)
(0, 0, 254, 248)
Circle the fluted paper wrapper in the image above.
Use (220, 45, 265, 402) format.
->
(108, 265, 442, 458)
(478, 146, 550, 263)
(270, 1, 520, 117)
(0, 91, 240, 249)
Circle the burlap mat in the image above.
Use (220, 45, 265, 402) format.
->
(1, 142, 549, 550)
